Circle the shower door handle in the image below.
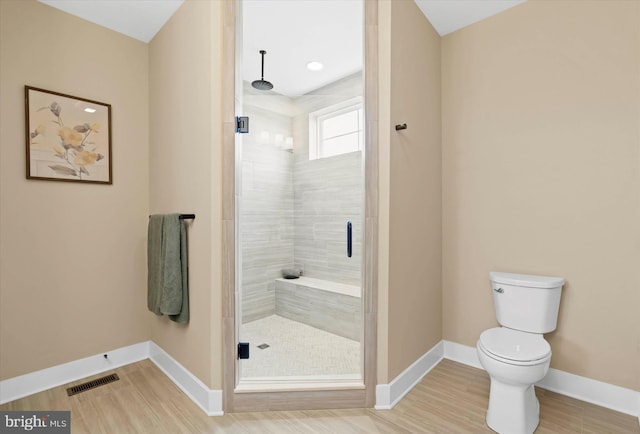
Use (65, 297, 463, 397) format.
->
(347, 221, 352, 258)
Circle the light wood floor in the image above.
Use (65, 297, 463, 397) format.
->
(2, 359, 637, 433)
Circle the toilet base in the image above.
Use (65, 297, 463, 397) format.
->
(486, 379, 540, 434)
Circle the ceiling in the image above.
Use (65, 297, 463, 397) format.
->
(38, 0, 526, 96)
(38, 0, 184, 43)
(414, 0, 526, 36)
(242, 0, 362, 97)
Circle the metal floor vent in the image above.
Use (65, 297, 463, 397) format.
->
(66, 373, 119, 396)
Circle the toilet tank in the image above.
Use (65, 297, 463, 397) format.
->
(490, 272, 564, 334)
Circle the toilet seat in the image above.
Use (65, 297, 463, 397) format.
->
(479, 327, 551, 366)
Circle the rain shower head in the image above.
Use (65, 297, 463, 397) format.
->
(252, 79, 273, 91)
(252, 50, 273, 91)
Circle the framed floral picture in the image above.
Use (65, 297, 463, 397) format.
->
(25, 86, 112, 184)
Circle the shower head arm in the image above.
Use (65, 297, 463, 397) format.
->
(260, 50, 266, 80)
(252, 50, 273, 91)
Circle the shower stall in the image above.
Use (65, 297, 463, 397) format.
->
(235, 0, 365, 389)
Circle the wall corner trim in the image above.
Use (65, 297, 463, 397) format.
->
(375, 341, 444, 410)
(148, 342, 223, 416)
(443, 340, 482, 369)
(0, 341, 224, 417)
(0, 341, 150, 405)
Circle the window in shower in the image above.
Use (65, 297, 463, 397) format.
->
(309, 97, 364, 160)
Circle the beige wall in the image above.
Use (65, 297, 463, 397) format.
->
(0, 0, 150, 379)
(4, 0, 636, 401)
(148, 0, 223, 389)
(382, 0, 443, 380)
(377, 0, 391, 385)
(442, 0, 640, 390)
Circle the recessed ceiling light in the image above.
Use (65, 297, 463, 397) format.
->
(84, 108, 96, 113)
(306, 61, 324, 71)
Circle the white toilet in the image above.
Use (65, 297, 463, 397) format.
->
(477, 271, 564, 434)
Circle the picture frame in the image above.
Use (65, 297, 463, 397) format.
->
(25, 86, 112, 184)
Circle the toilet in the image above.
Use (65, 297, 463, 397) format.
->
(477, 272, 564, 434)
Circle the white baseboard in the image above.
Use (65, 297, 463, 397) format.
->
(537, 367, 639, 418)
(375, 341, 443, 410)
(443, 340, 482, 369)
(3, 338, 636, 425)
(444, 340, 640, 420)
(0, 341, 224, 417)
(376, 339, 638, 424)
(149, 342, 223, 416)
(0, 341, 149, 405)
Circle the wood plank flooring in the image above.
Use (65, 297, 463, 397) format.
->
(2, 359, 637, 433)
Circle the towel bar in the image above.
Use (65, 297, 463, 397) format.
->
(149, 214, 195, 220)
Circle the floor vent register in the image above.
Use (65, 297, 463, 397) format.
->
(66, 373, 120, 396)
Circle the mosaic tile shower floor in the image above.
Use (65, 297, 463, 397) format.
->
(240, 315, 361, 379)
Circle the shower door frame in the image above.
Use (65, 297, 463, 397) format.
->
(221, 0, 378, 412)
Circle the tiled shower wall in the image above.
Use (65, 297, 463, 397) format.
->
(241, 74, 363, 323)
(292, 74, 363, 285)
(240, 89, 295, 322)
(292, 152, 363, 285)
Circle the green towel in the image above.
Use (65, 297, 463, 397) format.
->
(147, 214, 189, 323)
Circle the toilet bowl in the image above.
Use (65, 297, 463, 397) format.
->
(478, 272, 564, 434)
(477, 327, 551, 434)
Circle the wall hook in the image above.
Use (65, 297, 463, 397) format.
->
(395, 123, 407, 131)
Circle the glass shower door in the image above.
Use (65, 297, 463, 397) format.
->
(236, 0, 364, 389)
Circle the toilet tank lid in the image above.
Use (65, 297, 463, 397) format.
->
(490, 272, 564, 289)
